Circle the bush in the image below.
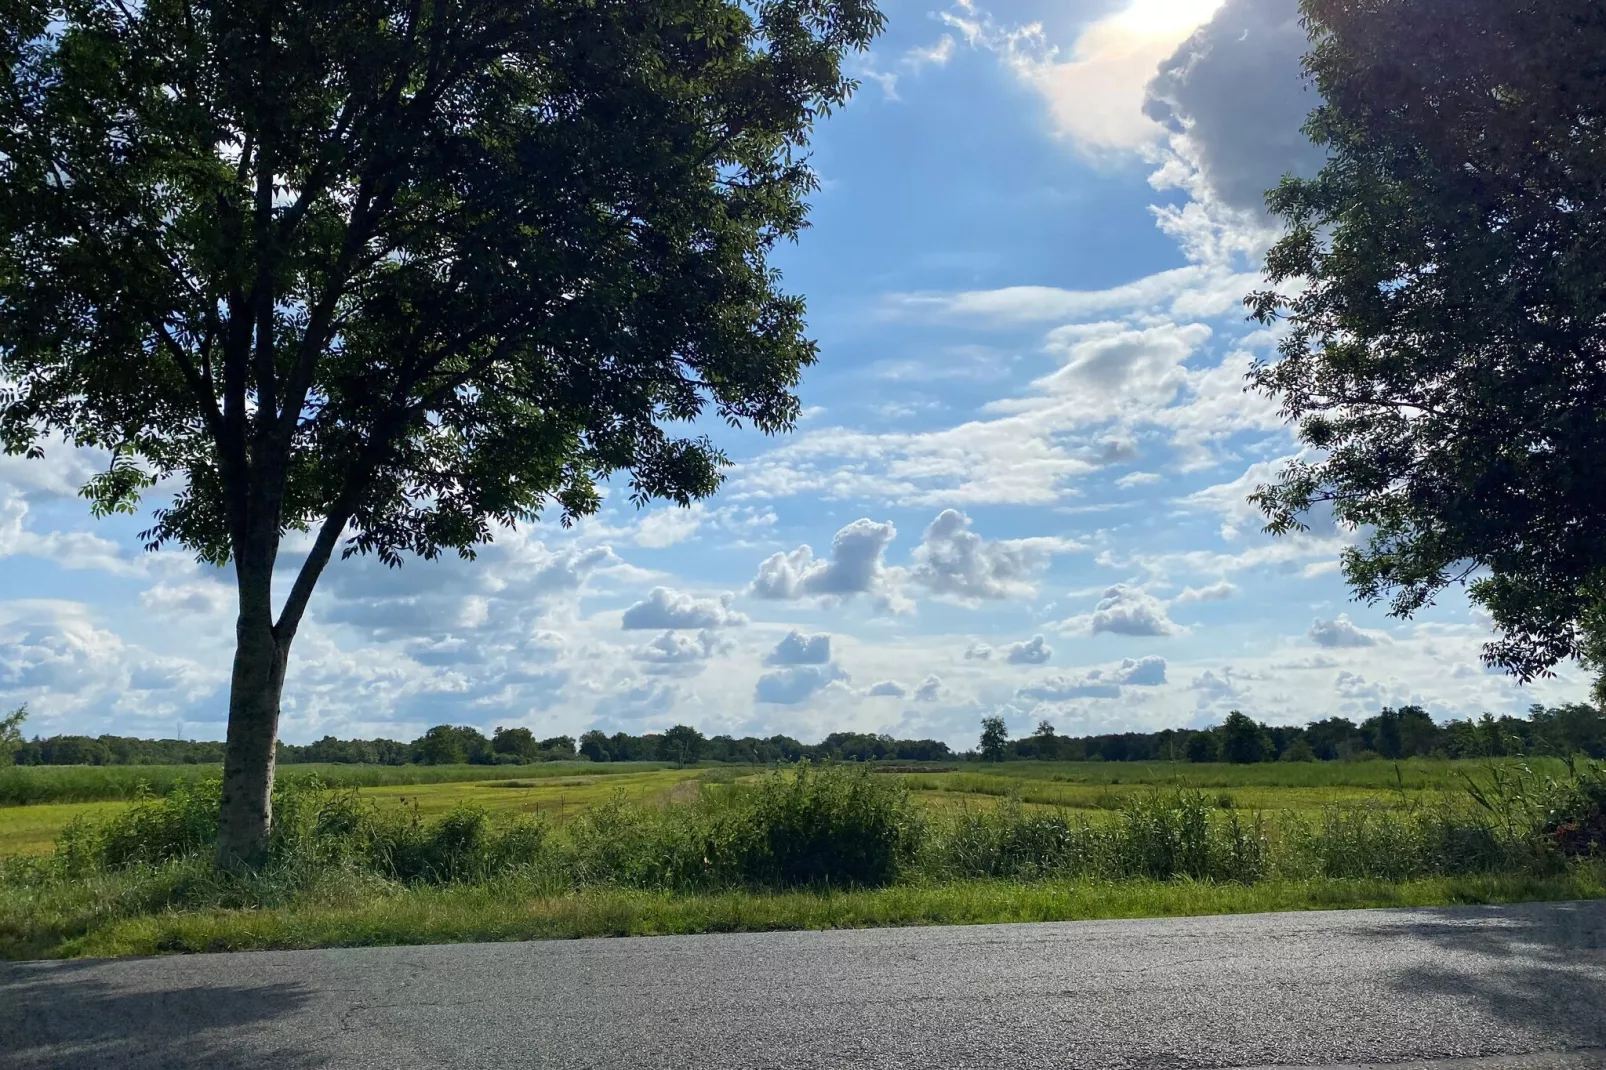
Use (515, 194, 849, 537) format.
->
(735, 762, 920, 887)
(1542, 763, 1606, 858)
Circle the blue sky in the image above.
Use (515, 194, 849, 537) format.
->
(0, 0, 1592, 747)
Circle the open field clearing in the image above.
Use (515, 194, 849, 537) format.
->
(0, 768, 714, 856)
(1, 759, 1601, 959)
(0, 758, 1575, 858)
(0, 761, 668, 806)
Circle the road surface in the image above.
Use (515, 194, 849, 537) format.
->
(3, 900, 1604, 1069)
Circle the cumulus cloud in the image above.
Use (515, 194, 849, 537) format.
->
(620, 588, 747, 631)
(1005, 635, 1053, 665)
(765, 631, 833, 666)
(1309, 614, 1386, 649)
(140, 579, 234, 618)
(635, 630, 723, 669)
(1016, 655, 1166, 702)
(1117, 655, 1168, 686)
(749, 519, 906, 610)
(0, 601, 222, 728)
(911, 509, 1074, 603)
(963, 640, 993, 661)
(1143, 0, 1321, 216)
(1060, 584, 1184, 637)
(867, 680, 907, 698)
(755, 663, 848, 705)
(914, 674, 945, 702)
(1175, 580, 1237, 604)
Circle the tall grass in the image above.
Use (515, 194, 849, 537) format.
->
(0, 760, 666, 806)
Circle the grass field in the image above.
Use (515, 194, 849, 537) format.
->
(0, 757, 1569, 858)
(0, 760, 668, 806)
(3, 756, 1598, 960)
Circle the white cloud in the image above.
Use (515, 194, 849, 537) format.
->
(888, 265, 1258, 326)
(765, 631, 833, 666)
(620, 588, 747, 631)
(140, 579, 234, 619)
(1309, 614, 1387, 649)
(0, 493, 147, 577)
(1005, 635, 1053, 665)
(630, 507, 705, 549)
(911, 508, 1075, 603)
(755, 663, 848, 705)
(0, 601, 222, 729)
(914, 674, 946, 702)
(1060, 584, 1184, 637)
(1175, 580, 1237, 603)
(733, 315, 1246, 508)
(749, 518, 907, 610)
(1016, 655, 1167, 702)
(963, 640, 993, 661)
(905, 34, 956, 69)
(635, 630, 722, 667)
(867, 680, 907, 698)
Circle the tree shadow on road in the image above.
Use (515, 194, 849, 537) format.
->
(0, 961, 323, 1070)
(1357, 900, 1606, 1051)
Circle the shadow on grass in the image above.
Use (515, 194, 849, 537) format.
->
(0, 961, 320, 1070)
(1364, 899, 1606, 1049)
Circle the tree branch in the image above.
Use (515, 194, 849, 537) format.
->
(151, 318, 226, 445)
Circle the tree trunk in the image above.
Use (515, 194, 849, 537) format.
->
(216, 573, 290, 870)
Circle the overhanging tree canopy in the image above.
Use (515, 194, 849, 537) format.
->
(1249, 0, 1606, 698)
(0, 0, 882, 864)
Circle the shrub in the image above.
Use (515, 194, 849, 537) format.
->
(735, 762, 921, 887)
(1541, 763, 1606, 859)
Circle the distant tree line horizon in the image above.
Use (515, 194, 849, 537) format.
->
(5, 702, 1603, 768)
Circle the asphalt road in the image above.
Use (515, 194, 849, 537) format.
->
(3, 901, 1604, 1070)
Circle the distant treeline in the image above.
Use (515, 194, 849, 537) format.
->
(7, 703, 1603, 768)
(992, 704, 1606, 764)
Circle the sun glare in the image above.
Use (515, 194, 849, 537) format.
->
(1108, 0, 1228, 40)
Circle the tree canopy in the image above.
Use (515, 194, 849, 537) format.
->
(1249, 0, 1606, 690)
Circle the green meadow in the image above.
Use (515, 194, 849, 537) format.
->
(1, 757, 1600, 959)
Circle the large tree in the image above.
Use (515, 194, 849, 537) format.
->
(0, 0, 881, 865)
(1249, 0, 1606, 694)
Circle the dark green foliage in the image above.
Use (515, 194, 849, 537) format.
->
(577, 730, 610, 762)
(276, 737, 410, 765)
(657, 725, 705, 767)
(1542, 765, 1606, 859)
(412, 726, 491, 766)
(1248, 0, 1606, 684)
(734, 762, 918, 887)
(491, 727, 539, 763)
(1220, 711, 1272, 764)
(1280, 738, 1317, 763)
(979, 716, 1009, 762)
(1186, 732, 1220, 763)
(538, 736, 576, 760)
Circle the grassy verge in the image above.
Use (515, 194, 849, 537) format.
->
(16, 871, 1603, 960)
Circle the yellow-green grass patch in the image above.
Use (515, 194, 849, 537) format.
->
(0, 801, 128, 857)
